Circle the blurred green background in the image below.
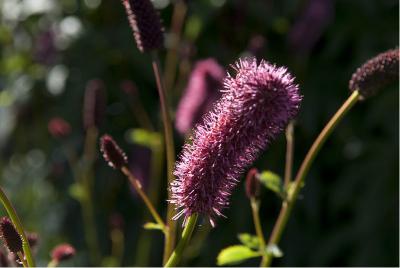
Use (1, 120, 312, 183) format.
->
(0, 0, 398, 266)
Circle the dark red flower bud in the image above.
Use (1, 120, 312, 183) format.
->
(109, 213, 125, 230)
(120, 80, 138, 96)
(51, 243, 75, 262)
(0, 217, 22, 255)
(48, 117, 71, 139)
(245, 168, 260, 199)
(100, 135, 128, 169)
(27, 233, 38, 249)
(349, 48, 399, 99)
(121, 0, 164, 53)
(83, 79, 107, 130)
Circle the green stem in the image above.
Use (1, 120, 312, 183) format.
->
(163, 0, 188, 93)
(121, 167, 166, 231)
(284, 121, 295, 188)
(250, 198, 267, 267)
(110, 228, 124, 265)
(164, 214, 198, 267)
(47, 259, 58, 267)
(0, 187, 35, 267)
(81, 127, 101, 264)
(264, 90, 360, 266)
(151, 52, 177, 264)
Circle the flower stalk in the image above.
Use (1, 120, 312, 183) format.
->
(164, 213, 198, 267)
(284, 121, 295, 187)
(249, 198, 268, 267)
(151, 52, 178, 263)
(264, 90, 360, 266)
(121, 166, 166, 231)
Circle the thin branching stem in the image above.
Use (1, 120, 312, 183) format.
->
(264, 90, 360, 266)
(164, 0, 188, 93)
(121, 166, 166, 231)
(250, 198, 268, 267)
(284, 121, 295, 188)
(151, 51, 177, 263)
(164, 214, 198, 267)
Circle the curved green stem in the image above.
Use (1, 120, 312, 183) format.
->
(0, 187, 35, 267)
(249, 198, 267, 267)
(151, 52, 177, 263)
(264, 90, 360, 266)
(47, 259, 58, 267)
(163, 0, 188, 93)
(81, 126, 101, 264)
(284, 121, 295, 188)
(164, 214, 198, 267)
(121, 167, 166, 231)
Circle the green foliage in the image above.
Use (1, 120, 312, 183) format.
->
(237, 233, 260, 250)
(143, 222, 164, 231)
(259, 170, 284, 197)
(217, 245, 261, 266)
(127, 128, 162, 149)
(0, 0, 397, 266)
(68, 183, 86, 202)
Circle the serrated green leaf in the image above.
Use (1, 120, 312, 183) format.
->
(259, 170, 283, 196)
(266, 244, 283, 258)
(217, 245, 261, 266)
(237, 233, 260, 250)
(143, 222, 163, 231)
(127, 128, 162, 149)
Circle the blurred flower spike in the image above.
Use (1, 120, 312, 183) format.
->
(48, 117, 71, 139)
(175, 58, 225, 135)
(51, 243, 76, 263)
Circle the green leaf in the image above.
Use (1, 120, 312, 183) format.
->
(266, 244, 283, 258)
(185, 15, 203, 40)
(259, 170, 283, 196)
(127, 128, 162, 149)
(68, 183, 87, 202)
(237, 233, 260, 250)
(101, 256, 119, 267)
(143, 222, 163, 231)
(217, 245, 261, 266)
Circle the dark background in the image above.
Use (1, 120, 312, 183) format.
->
(0, 0, 398, 266)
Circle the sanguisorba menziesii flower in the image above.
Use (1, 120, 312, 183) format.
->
(100, 134, 128, 170)
(51, 243, 76, 263)
(121, 0, 164, 53)
(170, 57, 302, 226)
(349, 48, 399, 99)
(0, 217, 22, 255)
